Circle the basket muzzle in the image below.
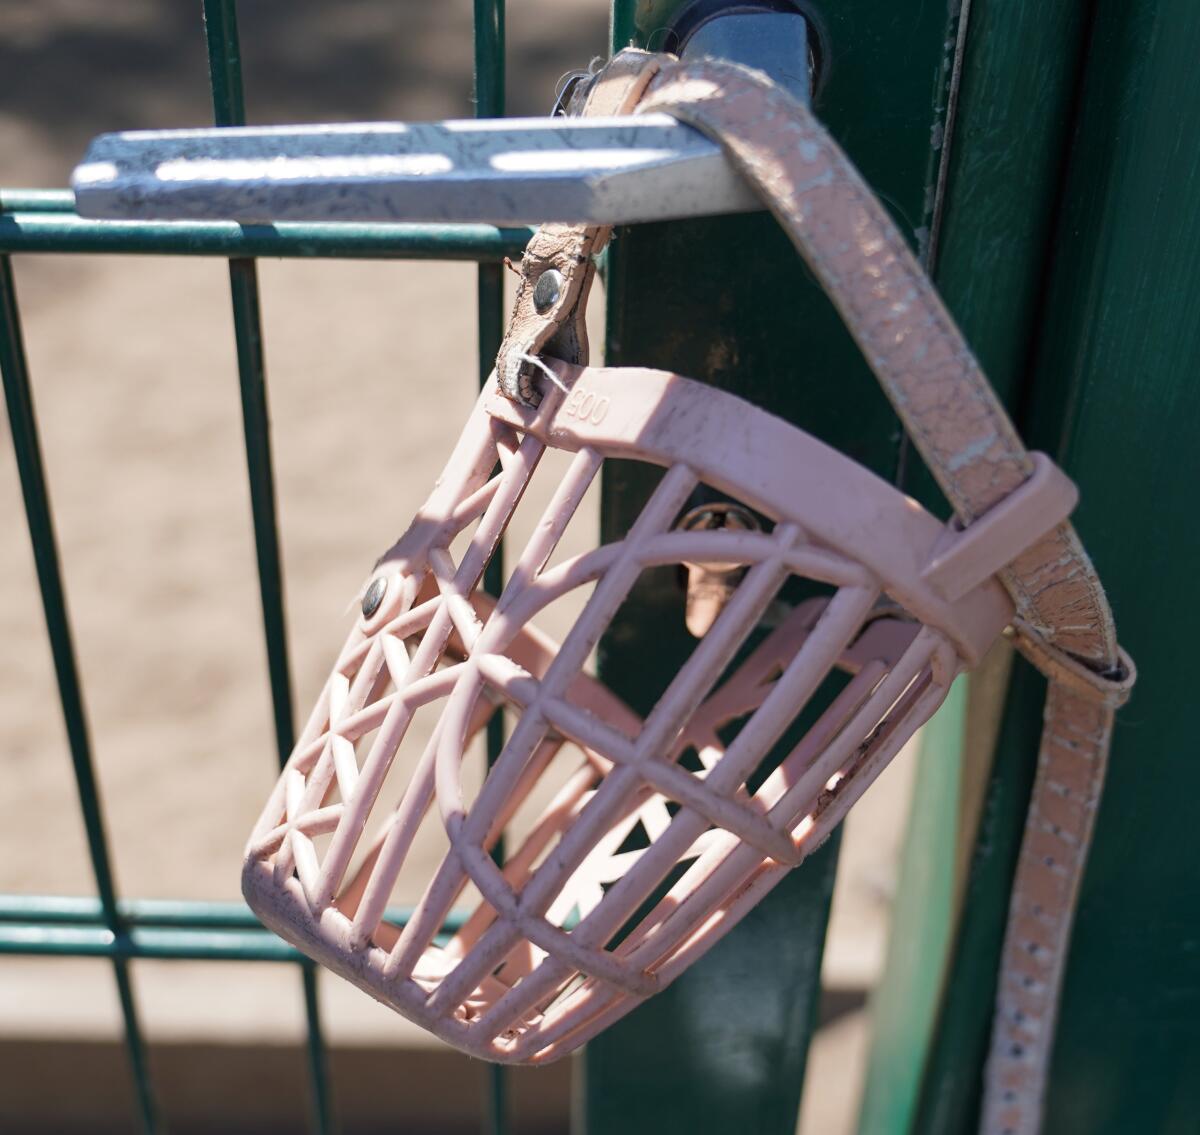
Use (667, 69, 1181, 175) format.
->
(243, 358, 1060, 1063)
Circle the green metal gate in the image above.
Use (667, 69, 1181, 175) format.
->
(2, 2, 1196, 1134)
(0, 3, 525, 1131)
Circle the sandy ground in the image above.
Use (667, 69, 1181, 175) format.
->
(0, 4, 918, 1132)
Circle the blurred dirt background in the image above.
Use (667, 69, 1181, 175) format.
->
(0, 2, 916, 1131)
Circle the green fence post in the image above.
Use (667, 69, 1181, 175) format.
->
(201, 2, 334, 1131)
(473, 3, 510, 1133)
(1031, 5, 1200, 1119)
(856, 678, 967, 1135)
(585, 4, 975, 1132)
(917, 3, 1200, 1132)
(859, 4, 1100, 1130)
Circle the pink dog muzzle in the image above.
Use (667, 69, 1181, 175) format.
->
(244, 50, 1132, 1135)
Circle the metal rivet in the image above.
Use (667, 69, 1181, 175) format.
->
(362, 576, 387, 619)
(533, 268, 564, 313)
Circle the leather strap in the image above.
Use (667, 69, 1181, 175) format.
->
(495, 51, 662, 402)
(498, 50, 1133, 1135)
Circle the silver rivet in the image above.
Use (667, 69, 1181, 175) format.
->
(361, 576, 387, 619)
(533, 268, 564, 313)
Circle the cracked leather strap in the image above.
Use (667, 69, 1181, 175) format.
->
(494, 50, 662, 402)
(636, 59, 1134, 1135)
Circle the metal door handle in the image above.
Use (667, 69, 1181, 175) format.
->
(70, 10, 812, 228)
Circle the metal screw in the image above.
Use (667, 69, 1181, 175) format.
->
(361, 576, 387, 619)
(533, 268, 564, 313)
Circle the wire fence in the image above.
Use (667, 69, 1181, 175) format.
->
(0, 3, 529, 1131)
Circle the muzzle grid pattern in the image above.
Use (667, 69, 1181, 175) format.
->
(244, 374, 971, 1062)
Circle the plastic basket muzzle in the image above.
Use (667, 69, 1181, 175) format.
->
(243, 360, 1015, 1063)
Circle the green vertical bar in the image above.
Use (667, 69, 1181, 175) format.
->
(853, 4, 1100, 1131)
(1030, 7, 1200, 1129)
(898, 0, 1096, 511)
(911, 667, 1045, 1135)
(201, 3, 334, 1133)
(856, 678, 966, 1135)
(0, 258, 160, 1133)
(473, 4, 508, 1134)
(919, 3, 1200, 1132)
(586, 4, 970, 1133)
(609, 3, 637, 52)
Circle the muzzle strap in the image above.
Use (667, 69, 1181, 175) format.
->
(625, 56, 1132, 1135)
(494, 50, 662, 403)
(493, 48, 1129, 1133)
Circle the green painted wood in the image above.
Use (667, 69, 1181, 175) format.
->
(916, 3, 1200, 1132)
(902, 0, 1095, 509)
(857, 678, 966, 1135)
(857, 4, 1099, 1130)
(585, 4, 971, 1132)
(1022, 3, 1200, 1131)
(913, 668, 1045, 1135)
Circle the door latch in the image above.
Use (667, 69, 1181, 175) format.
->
(70, 7, 814, 228)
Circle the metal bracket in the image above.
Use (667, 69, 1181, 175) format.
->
(71, 8, 811, 228)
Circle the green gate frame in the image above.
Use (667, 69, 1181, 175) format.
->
(2, 3, 1197, 1135)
